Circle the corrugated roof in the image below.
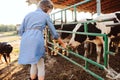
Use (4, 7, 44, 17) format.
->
(26, 0, 120, 13)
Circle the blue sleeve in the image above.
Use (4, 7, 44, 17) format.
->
(46, 15, 59, 39)
(19, 19, 26, 36)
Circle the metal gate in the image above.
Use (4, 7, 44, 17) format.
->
(45, 0, 118, 80)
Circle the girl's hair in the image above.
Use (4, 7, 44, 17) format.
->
(38, 0, 53, 13)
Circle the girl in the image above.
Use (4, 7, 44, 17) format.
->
(18, 0, 66, 80)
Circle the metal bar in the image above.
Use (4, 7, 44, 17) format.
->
(74, 6, 77, 22)
(95, 18, 115, 22)
(103, 35, 108, 67)
(84, 22, 88, 70)
(106, 23, 120, 26)
(61, 11, 63, 23)
(84, 23, 88, 33)
(86, 69, 104, 80)
(77, 18, 115, 23)
(85, 61, 89, 69)
(96, 0, 101, 15)
(56, 30, 107, 37)
(53, 19, 96, 25)
(107, 51, 116, 56)
(53, 14, 55, 24)
(64, 10, 67, 23)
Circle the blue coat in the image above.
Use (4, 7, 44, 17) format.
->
(18, 8, 59, 64)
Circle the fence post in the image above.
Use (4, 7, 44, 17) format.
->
(74, 6, 77, 22)
(84, 23, 88, 33)
(103, 35, 108, 67)
(61, 11, 63, 23)
(64, 9, 67, 23)
(96, 0, 101, 16)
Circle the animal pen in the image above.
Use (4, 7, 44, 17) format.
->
(46, 0, 120, 80)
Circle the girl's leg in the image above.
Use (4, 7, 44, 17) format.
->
(37, 58, 45, 80)
(30, 64, 37, 80)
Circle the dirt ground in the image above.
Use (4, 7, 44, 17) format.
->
(0, 38, 120, 80)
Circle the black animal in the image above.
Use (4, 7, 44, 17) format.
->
(69, 22, 103, 64)
(0, 42, 13, 64)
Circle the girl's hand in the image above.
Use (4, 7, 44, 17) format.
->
(57, 37, 67, 48)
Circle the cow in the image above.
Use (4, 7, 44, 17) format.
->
(95, 11, 120, 54)
(0, 42, 13, 65)
(69, 22, 103, 64)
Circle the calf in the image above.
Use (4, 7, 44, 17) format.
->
(0, 42, 13, 65)
(109, 36, 120, 53)
(108, 12, 120, 53)
(50, 23, 77, 56)
(95, 12, 120, 54)
(69, 22, 103, 64)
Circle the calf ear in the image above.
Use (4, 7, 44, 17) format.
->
(115, 13, 120, 21)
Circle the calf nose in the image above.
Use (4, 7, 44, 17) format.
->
(69, 43, 73, 48)
(69, 43, 75, 49)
